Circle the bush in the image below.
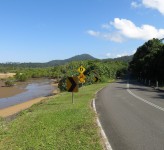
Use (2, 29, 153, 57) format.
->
(5, 79, 15, 87)
(15, 73, 28, 82)
(58, 76, 67, 91)
(99, 75, 109, 83)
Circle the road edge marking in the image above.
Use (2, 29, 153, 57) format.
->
(93, 98, 113, 150)
(127, 82, 164, 112)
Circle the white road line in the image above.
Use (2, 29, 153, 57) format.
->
(127, 83, 164, 112)
(93, 99, 113, 150)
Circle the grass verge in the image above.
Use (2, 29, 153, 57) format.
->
(0, 83, 108, 150)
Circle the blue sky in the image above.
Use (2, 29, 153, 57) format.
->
(0, 0, 164, 62)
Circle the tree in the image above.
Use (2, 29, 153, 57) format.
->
(129, 38, 164, 83)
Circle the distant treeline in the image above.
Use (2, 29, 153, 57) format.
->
(0, 54, 132, 71)
(0, 54, 97, 69)
(103, 55, 133, 63)
(129, 38, 164, 85)
(0, 59, 128, 90)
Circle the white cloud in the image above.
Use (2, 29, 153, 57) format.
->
(102, 32, 124, 42)
(132, 0, 164, 15)
(87, 30, 100, 36)
(106, 53, 111, 57)
(87, 18, 164, 42)
(101, 24, 110, 29)
(106, 52, 117, 58)
(132, 49, 137, 54)
(131, 1, 141, 8)
(106, 52, 130, 58)
(87, 29, 123, 42)
(111, 18, 164, 40)
(116, 53, 128, 57)
(142, 0, 164, 15)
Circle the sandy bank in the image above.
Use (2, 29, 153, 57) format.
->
(0, 97, 46, 117)
(0, 81, 26, 98)
(0, 87, 59, 118)
(0, 73, 16, 79)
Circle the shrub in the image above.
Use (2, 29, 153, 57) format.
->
(5, 79, 15, 87)
(58, 76, 67, 91)
(15, 73, 28, 82)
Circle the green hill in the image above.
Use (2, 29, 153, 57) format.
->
(103, 55, 133, 63)
(47, 54, 97, 66)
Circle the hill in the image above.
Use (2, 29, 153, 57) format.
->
(103, 55, 133, 63)
(47, 54, 97, 66)
(112, 55, 133, 62)
(0, 54, 97, 68)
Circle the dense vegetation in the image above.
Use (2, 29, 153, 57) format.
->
(0, 59, 128, 90)
(0, 54, 131, 69)
(57, 60, 128, 91)
(103, 55, 133, 63)
(129, 38, 164, 85)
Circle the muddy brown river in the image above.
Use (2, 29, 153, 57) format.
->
(0, 79, 56, 109)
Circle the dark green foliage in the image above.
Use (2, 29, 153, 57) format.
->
(58, 60, 128, 91)
(15, 73, 28, 82)
(103, 55, 133, 63)
(5, 79, 15, 87)
(58, 76, 67, 91)
(129, 38, 164, 83)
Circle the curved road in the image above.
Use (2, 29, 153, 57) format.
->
(96, 79, 164, 150)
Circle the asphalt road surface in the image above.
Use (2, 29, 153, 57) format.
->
(96, 79, 164, 150)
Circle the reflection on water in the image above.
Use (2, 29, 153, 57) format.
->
(0, 79, 55, 109)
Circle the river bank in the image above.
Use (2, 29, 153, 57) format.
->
(0, 97, 46, 117)
(0, 86, 59, 118)
(0, 79, 59, 117)
(0, 83, 107, 150)
(0, 73, 16, 79)
(0, 80, 26, 98)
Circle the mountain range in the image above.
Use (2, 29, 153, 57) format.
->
(46, 54, 133, 65)
(0, 54, 133, 68)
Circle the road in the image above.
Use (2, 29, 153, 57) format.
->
(95, 79, 164, 150)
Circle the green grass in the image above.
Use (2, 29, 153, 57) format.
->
(0, 83, 108, 150)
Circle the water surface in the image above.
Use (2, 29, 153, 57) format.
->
(0, 79, 55, 109)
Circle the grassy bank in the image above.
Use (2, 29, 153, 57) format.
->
(0, 83, 108, 150)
